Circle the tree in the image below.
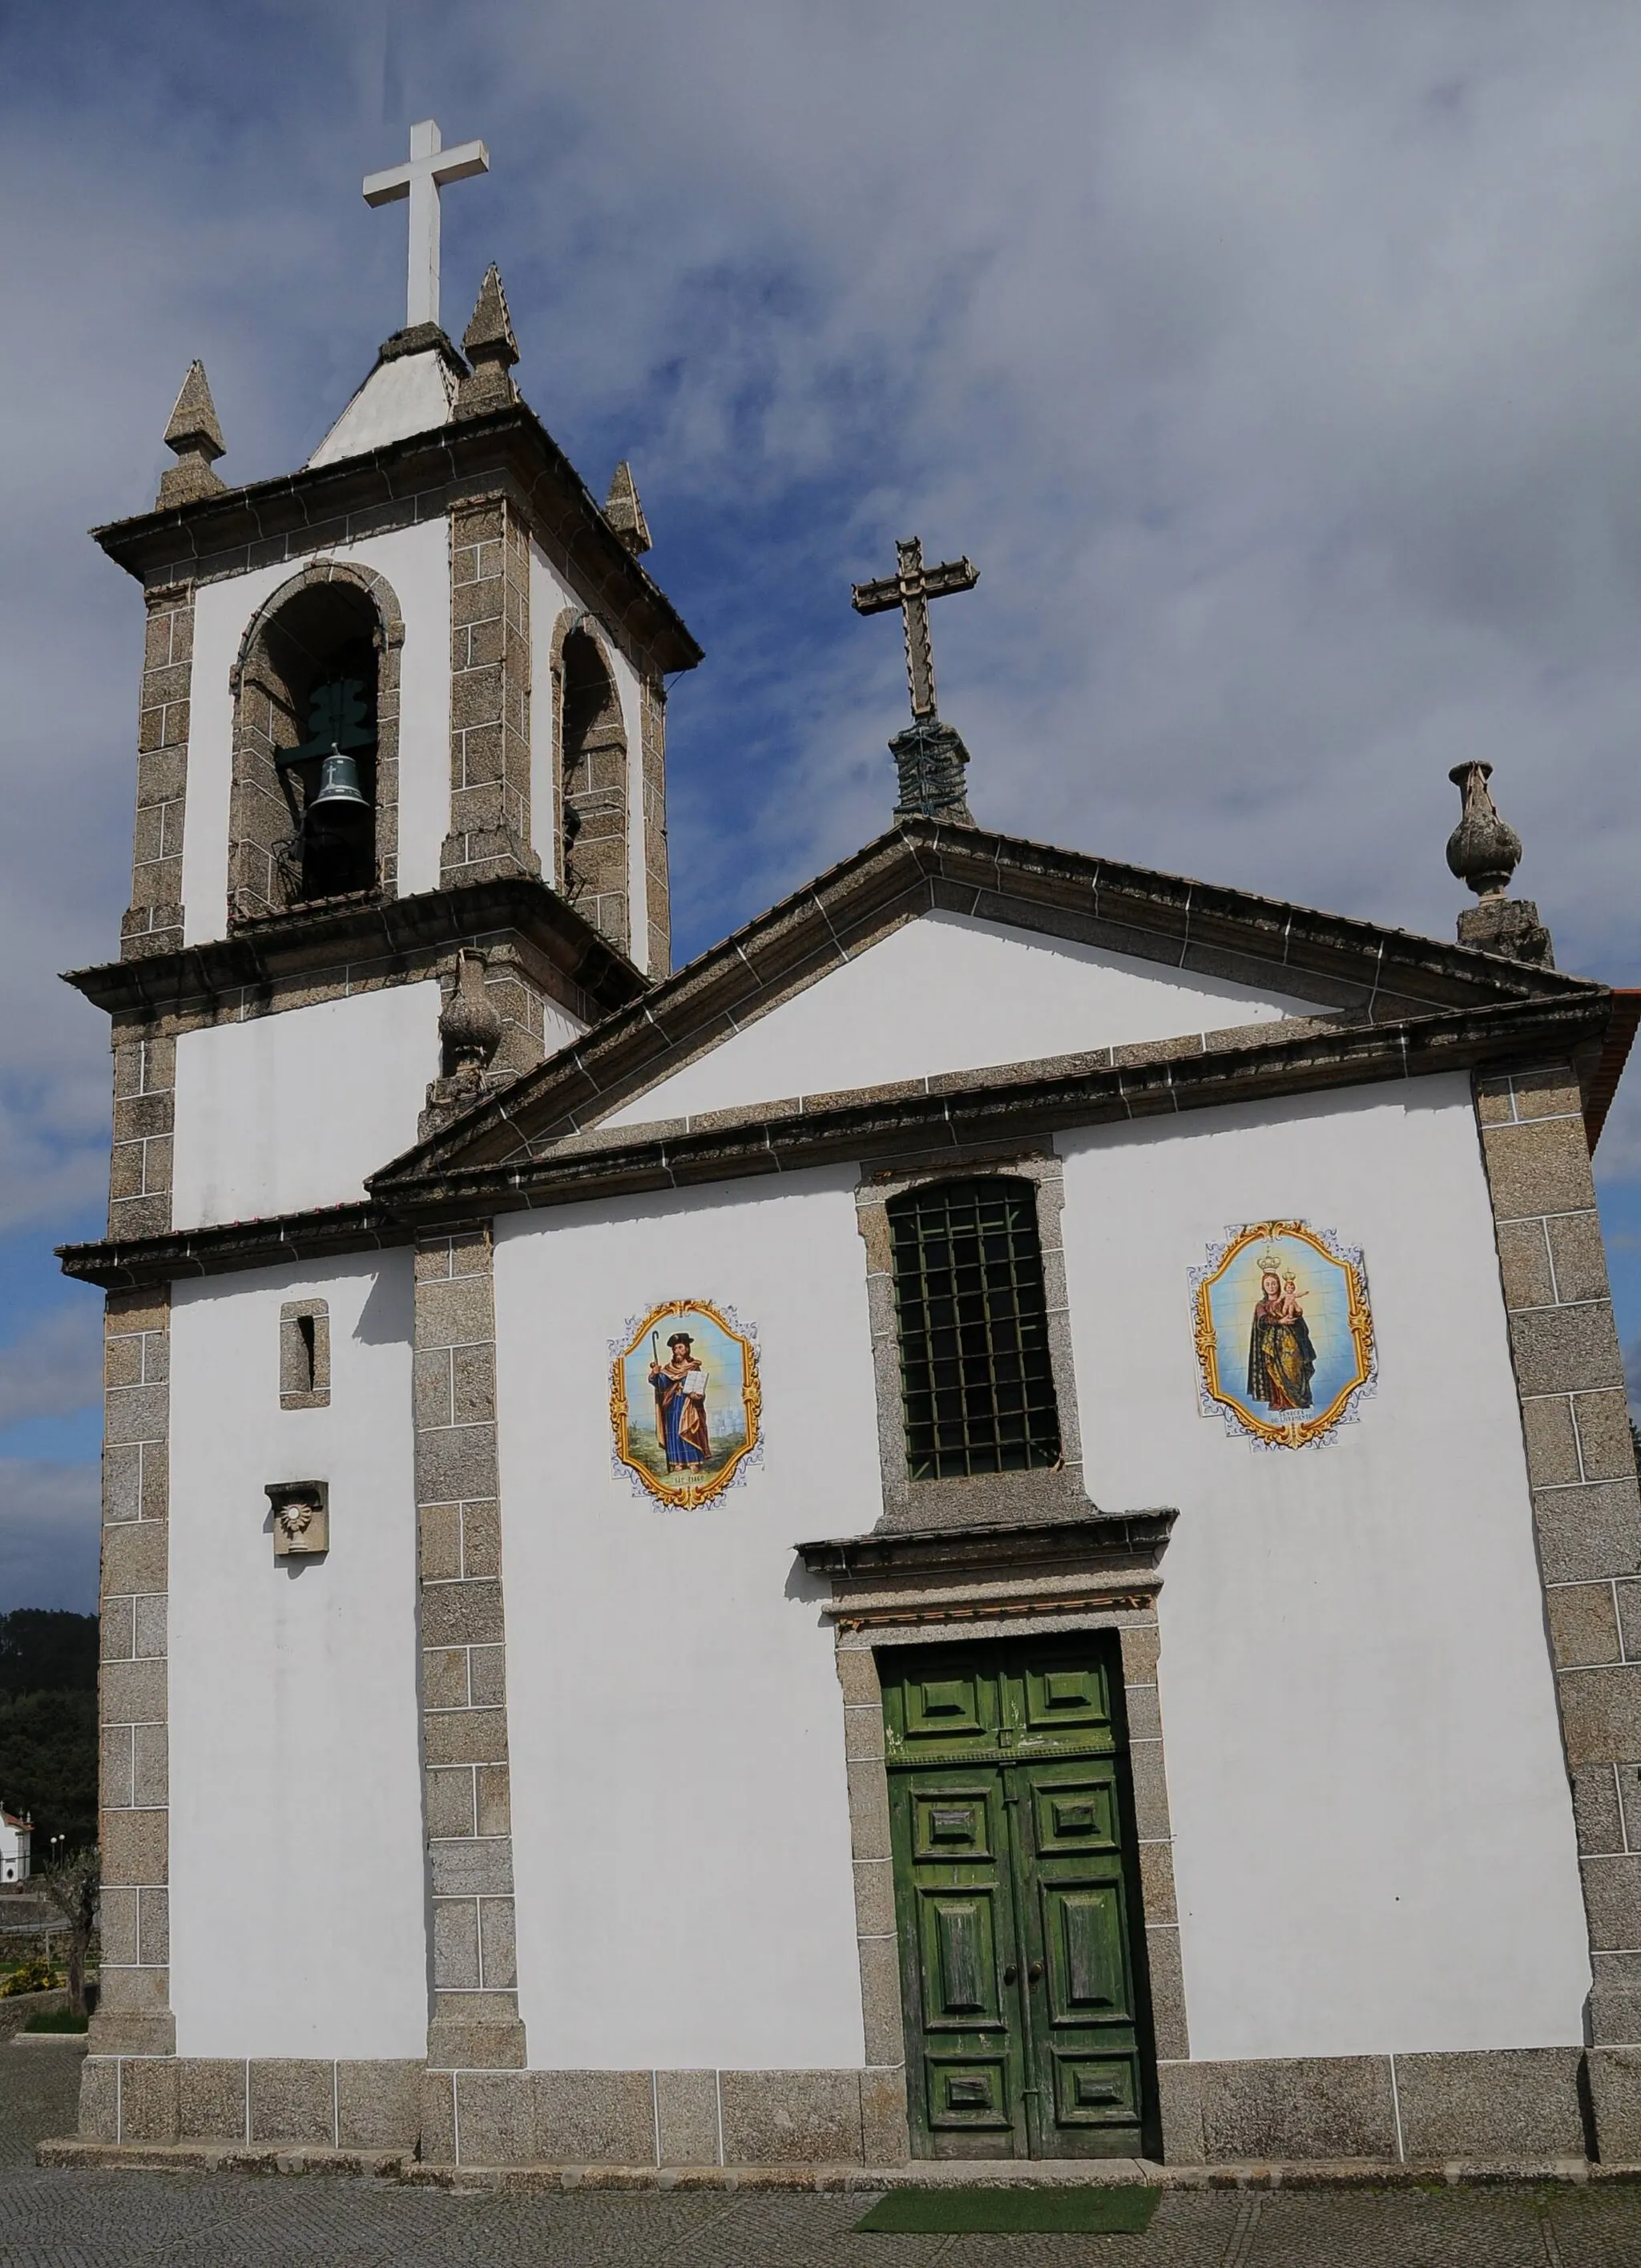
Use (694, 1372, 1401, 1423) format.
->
(0, 1690, 96, 1853)
(38, 1850, 98, 2020)
(0, 1610, 98, 1854)
(0, 1611, 98, 1698)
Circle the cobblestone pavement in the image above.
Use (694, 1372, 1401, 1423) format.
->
(4, 2050, 1641, 2265)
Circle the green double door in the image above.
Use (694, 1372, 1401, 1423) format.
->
(883, 1636, 1156, 2159)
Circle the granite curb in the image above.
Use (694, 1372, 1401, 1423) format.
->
(34, 2139, 1641, 2189)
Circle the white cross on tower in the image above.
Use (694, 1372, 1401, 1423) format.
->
(363, 119, 490, 332)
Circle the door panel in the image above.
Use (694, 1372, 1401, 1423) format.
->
(891, 1764, 1026, 2156)
(1030, 1776, 1121, 1855)
(910, 1784, 996, 1863)
(920, 1888, 1002, 2024)
(884, 1641, 1156, 2161)
(1050, 2049, 1143, 2130)
(1042, 1883, 1129, 2016)
(923, 2047, 1014, 2137)
(1016, 1756, 1147, 2156)
(885, 1646, 1005, 1762)
(903, 1669, 997, 1744)
(1018, 1657, 1115, 1751)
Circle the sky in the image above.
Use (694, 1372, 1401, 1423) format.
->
(6, 1, 1641, 1609)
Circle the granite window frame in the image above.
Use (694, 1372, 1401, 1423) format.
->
(885, 1174, 1062, 1480)
(226, 563, 405, 925)
(857, 1149, 1090, 1529)
(278, 1299, 330, 1411)
(550, 611, 631, 957)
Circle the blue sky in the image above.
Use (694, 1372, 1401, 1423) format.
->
(7, 2, 1641, 1608)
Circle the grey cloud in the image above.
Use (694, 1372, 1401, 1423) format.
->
(0, 1306, 103, 1429)
(0, 1460, 99, 1613)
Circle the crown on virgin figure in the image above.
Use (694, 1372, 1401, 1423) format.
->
(1254, 1250, 1284, 1277)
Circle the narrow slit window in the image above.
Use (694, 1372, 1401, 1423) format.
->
(279, 1301, 330, 1409)
(887, 1178, 1062, 1481)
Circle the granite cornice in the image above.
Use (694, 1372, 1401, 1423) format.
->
(59, 1203, 392, 1291)
(91, 405, 701, 678)
(61, 876, 647, 1025)
(899, 819, 1598, 1009)
(55, 988, 1612, 1291)
(795, 1509, 1177, 1577)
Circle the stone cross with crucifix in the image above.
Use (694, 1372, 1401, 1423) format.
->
(852, 537, 981, 826)
(364, 119, 490, 333)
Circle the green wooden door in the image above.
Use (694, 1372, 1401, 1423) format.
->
(883, 1638, 1156, 2159)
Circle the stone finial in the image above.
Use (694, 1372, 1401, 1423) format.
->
(1446, 760, 1554, 966)
(157, 361, 226, 508)
(422, 949, 506, 1138)
(455, 264, 519, 417)
(1446, 761, 1522, 900)
(440, 949, 503, 1078)
(604, 461, 651, 555)
(889, 718, 974, 826)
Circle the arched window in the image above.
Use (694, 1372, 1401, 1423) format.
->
(558, 622, 629, 954)
(229, 570, 400, 920)
(887, 1177, 1063, 1480)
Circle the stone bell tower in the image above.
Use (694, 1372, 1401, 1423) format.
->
(67, 123, 700, 2073)
(70, 121, 701, 1250)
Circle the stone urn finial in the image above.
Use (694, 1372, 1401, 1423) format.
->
(1445, 760, 1554, 965)
(440, 950, 502, 1082)
(1445, 760, 1522, 900)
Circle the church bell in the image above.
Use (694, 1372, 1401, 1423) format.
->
(305, 747, 371, 841)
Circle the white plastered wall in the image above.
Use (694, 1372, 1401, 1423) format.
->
(180, 517, 454, 938)
(527, 541, 654, 973)
(603, 909, 1328, 1130)
(171, 983, 441, 1228)
(1058, 1074, 1591, 2060)
(168, 1252, 427, 2058)
(493, 1169, 877, 2069)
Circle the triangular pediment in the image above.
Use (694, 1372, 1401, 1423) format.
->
(373, 821, 1596, 1191)
(597, 907, 1326, 1131)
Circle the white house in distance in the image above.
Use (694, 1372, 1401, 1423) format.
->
(48, 123, 1641, 2176)
(1, 1809, 32, 1885)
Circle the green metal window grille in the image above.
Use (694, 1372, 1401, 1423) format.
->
(887, 1177, 1063, 1480)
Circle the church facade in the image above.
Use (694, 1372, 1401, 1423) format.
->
(53, 179, 1641, 2173)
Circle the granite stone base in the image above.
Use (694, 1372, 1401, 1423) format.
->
(76, 2058, 909, 2167)
(1161, 2047, 1591, 2166)
(74, 2046, 1612, 2169)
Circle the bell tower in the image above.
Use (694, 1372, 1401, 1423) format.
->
(70, 121, 701, 1248)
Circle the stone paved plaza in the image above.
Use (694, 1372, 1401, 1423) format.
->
(6, 2045, 1641, 2265)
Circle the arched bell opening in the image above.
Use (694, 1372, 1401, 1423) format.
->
(558, 622, 630, 955)
(229, 570, 401, 921)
